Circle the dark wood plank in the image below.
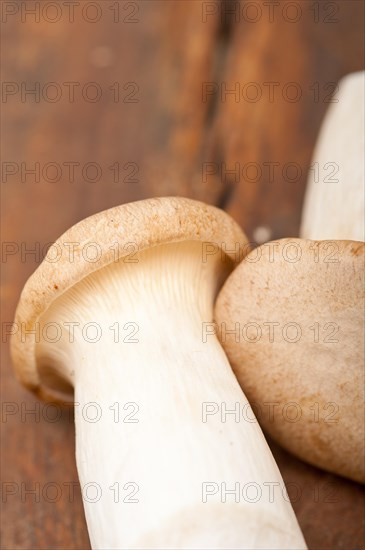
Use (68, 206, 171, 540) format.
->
(206, 0, 365, 241)
(1, 1, 364, 549)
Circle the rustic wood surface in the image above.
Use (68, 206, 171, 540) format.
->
(1, 1, 364, 549)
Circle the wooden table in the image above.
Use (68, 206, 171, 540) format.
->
(1, 1, 364, 548)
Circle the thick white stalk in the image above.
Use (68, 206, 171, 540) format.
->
(300, 71, 365, 241)
(37, 242, 306, 550)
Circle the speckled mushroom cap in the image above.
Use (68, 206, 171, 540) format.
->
(11, 197, 249, 404)
(215, 238, 365, 483)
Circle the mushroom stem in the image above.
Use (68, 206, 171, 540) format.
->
(36, 242, 306, 550)
(300, 71, 364, 241)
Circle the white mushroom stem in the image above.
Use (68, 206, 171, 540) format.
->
(300, 71, 365, 241)
(36, 242, 306, 550)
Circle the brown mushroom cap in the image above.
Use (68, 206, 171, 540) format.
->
(11, 197, 248, 404)
(215, 238, 365, 483)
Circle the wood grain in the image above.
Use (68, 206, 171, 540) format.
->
(206, 0, 365, 240)
(1, 1, 364, 549)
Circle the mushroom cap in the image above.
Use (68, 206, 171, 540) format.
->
(215, 238, 365, 483)
(11, 197, 248, 404)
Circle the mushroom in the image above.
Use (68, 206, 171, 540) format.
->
(215, 238, 365, 483)
(11, 198, 306, 549)
(301, 71, 365, 241)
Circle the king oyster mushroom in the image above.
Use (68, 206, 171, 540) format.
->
(11, 198, 306, 549)
(215, 238, 364, 483)
(301, 71, 365, 241)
